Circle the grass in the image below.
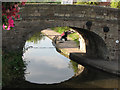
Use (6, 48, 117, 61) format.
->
(51, 27, 69, 34)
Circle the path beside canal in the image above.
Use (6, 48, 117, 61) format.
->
(41, 29, 83, 54)
(41, 29, 120, 76)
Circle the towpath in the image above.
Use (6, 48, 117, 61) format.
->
(41, 29, 84, 55)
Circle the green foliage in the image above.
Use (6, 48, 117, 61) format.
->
(110, 0, 120, 8)
(76, 1, 86, 5)
(68, 32, 79, 46)
(2, 52, 26, 87)
(76, 0, 100, 5)
(51, 27, 70, 34)
(87, 1, 100, 5)
(76, 0, 120, 8)
(69, 60, 78, 73)
(27, 32, 44, 44)
(2, 15, 7, 24)
(2, 2, 16, 9)
(68, 33, 79, 40)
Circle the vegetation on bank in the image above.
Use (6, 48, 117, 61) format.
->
(27, 32, 44, 44)
(69, 60, 79, 73)
(2, 52, 26, 87)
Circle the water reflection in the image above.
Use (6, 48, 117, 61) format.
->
(2, 32, 119, 88)
(23, 32, 82, 84)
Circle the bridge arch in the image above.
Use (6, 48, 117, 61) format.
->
(70, 27, 108, 60)
(18, 24, 108, 60)
(3, 21, 108, 61)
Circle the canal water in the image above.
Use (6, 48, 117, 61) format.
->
(23, 33, 82, 84)
(22, 32, 119, 88)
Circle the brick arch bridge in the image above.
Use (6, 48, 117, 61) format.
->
(2, 4, 120, 62)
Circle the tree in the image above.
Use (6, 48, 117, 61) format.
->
(76, 0, 100, 5)
(110, 0, 120, 8)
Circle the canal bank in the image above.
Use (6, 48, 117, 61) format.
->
(41, 29, 120, 76)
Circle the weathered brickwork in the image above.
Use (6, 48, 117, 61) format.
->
(2, 4, 120, 61)
(118, 10, 120, 62)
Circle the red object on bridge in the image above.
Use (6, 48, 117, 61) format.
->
(99, 0, 111, 6)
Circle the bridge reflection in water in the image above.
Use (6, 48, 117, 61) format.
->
(2, 32, 119, 88)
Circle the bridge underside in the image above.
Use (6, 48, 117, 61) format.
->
(70, 27, 108, 60)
